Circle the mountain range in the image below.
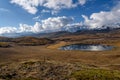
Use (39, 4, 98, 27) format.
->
(0, 23, 120, 38)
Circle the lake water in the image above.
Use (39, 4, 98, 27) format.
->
(59, 44, 113, 51)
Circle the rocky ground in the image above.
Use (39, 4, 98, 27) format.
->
(0, 60, 120, 80)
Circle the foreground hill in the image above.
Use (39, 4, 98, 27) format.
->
(0, 60, 120, 80)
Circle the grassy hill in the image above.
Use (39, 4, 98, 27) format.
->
(12, 37, 54, 46)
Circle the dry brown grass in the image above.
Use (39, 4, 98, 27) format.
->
(0, 60, 120, 80)
(0, 33, 120, 79)
(0, 40, 120, 70)
(0, 60, 77, 80)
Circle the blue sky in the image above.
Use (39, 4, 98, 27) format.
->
(0, 0, 120, 36)
(0, 0, 115, 26)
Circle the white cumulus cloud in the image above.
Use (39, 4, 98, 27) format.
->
(0, 16, 74, 35)
(82, 1, 120, 29)
(79, 0, 86, 5)
(0, 27, 17, 34)
(41, 16, 74, 32)
(10, 0, 87, 14)
(10, 0, 38, 14)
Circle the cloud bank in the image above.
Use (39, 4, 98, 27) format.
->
(82, 2, 120, 29)
(0, 16, 77, 35)
(10, 0, 87, 14)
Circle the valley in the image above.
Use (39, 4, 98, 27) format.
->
(0, 29, 120, 80)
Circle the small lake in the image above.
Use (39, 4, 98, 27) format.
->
(59, 44, 114, 51)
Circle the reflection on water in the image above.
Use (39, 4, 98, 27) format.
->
(59, 44, 113, 51)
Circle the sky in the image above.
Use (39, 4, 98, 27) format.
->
(0, 0, 120, 36)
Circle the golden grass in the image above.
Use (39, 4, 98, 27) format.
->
(47, 41, 67, 49)
(112, 42, 120, 47)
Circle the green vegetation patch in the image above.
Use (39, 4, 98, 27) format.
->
(70, 69, 120, 80)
